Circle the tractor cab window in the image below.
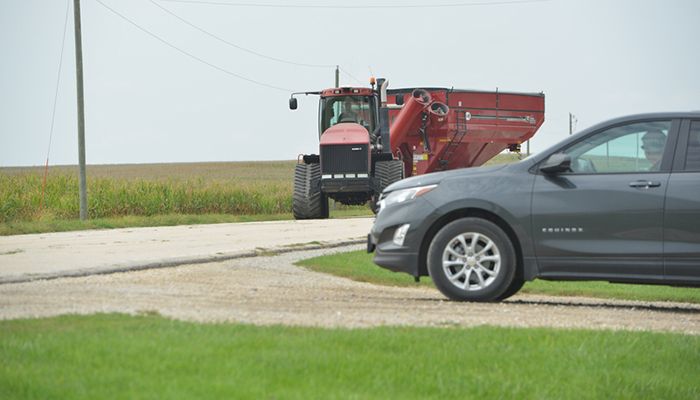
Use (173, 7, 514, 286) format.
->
(319, 95, 375, 135)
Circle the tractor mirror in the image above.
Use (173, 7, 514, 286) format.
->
(289, 97, 298, 110)
(396, 94, 404, 106)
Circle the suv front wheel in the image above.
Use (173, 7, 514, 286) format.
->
(427, 218, 519, 302)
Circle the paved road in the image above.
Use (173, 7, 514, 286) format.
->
(0, 218, 373, 283)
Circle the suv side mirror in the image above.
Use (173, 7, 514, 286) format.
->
(540, 153, 572, 174)
(395, 94, 404, 105)
(289, 97, 298, 110)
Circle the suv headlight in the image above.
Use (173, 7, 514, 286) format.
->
(379, 184, 437, 212)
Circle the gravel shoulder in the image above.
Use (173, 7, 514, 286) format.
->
(1, 245, 698, 335)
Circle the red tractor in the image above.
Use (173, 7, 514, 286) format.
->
(289, 79, 545, 219)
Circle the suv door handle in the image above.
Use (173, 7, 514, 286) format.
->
(629, 180, 661, 188)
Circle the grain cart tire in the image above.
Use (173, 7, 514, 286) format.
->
(371, 160, 404, 212)
(293, 163, 328, 220)
(427, 218, 517, 302)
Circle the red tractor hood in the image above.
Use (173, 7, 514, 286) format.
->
(320, 123, 369, 146)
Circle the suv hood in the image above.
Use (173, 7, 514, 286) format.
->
(384, 163, 511, 192)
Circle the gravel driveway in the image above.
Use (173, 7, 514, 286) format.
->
(1, 245, 698, 335)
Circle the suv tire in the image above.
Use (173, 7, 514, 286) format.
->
(427, 218, 517, 301)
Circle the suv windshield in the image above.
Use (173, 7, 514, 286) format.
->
(319, 95, 376, 135)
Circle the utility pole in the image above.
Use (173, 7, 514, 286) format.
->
(569, 112, 573, 136)
(73, 0, 88, 220)
(569, 112, 578, 136)
(329, 65, 341, 211)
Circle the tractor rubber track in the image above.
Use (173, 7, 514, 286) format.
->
(375, 160, 404, 193)
(293, 163, 328, 220)
(372, 160, 405, 212)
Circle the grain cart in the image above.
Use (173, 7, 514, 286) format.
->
(288, 79, 545, 219)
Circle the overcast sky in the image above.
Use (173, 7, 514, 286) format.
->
(1, 0, 698, 167)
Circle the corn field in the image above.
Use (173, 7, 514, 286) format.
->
(0, 162, 294, 223)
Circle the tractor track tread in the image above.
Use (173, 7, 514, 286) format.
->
(375, 160, 405, 193)
(293, 163, 328, 220)
(371, 160, 405, 213)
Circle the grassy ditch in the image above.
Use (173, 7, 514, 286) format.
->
(1, 314, 698, 399)
(297, 250, 700, 304)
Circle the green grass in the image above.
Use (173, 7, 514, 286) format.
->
(297, 250, 700, 304)
(518, 280, 700, 302)
(298, 249, 434, 288)
(1, 314, 698, 399)
(0, 213, 289, 236)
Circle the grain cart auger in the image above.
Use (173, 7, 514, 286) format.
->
(288, 79, 545, 219)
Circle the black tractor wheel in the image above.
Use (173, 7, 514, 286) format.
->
(371, 160, 404, 212)
(293, 163, 328, 220)
(427, 218, 518, 302)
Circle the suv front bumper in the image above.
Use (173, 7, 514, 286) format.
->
(367, 197, 437, 277)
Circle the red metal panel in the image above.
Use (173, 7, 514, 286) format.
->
(320, 123, 370, 146)
(385, 88, 545, 176)
(321, 87, 374, 97)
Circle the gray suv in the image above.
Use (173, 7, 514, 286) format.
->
(367, 113, 700, 301)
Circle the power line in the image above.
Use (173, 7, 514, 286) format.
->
(158, 0, 551, 9)
(338, 66, 363, 86)
(150, 0, 369, 86)
(148, 0, 335, 68)
(47, 0, 71, 164)
(43, 0, 71, 210)
(94, 0, 295, 92)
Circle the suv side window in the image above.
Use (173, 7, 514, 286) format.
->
(684, 121, 700, 171)
(563, 121, 672, 173)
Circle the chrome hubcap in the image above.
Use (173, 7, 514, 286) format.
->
(441, 232, 501, 291)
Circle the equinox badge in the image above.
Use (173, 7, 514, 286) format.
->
(542, 227, 584, 233)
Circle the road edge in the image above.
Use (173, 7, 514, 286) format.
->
(0, 238, 366, 285)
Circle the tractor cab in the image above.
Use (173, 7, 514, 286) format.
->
(318, 88, 379, 141)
